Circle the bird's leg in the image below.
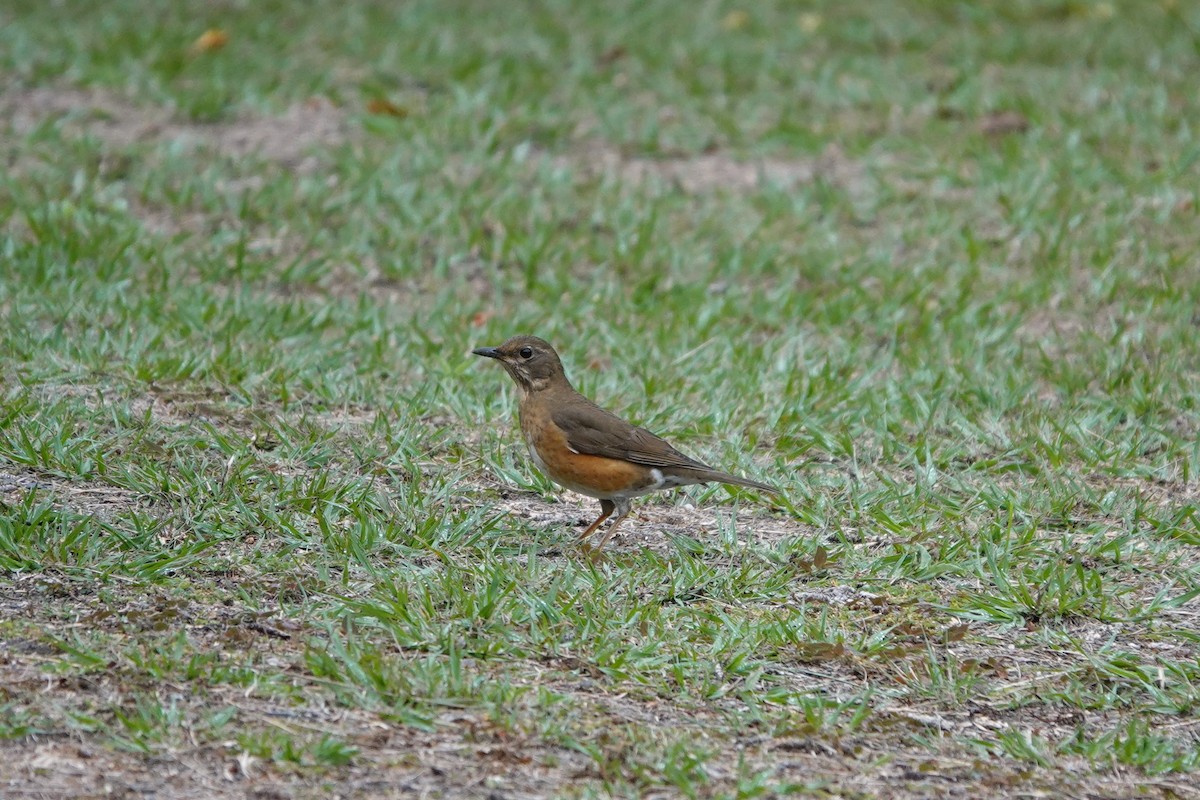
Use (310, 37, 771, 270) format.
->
(577, 499, 615, 542)
(593, 500, 632, 549)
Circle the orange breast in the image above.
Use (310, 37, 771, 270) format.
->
(520, 405, 655, 499)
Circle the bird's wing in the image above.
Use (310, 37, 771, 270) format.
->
(550, 403, 715, 472)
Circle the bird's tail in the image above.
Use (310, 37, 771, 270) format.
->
(706, 470, 779, 495)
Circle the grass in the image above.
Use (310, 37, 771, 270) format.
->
(1, 0, 1199, 796)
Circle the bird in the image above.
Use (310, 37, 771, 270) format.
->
(473, 335, 777, 550)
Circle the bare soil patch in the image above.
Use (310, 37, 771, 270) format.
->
(1, 82, 354, 243)
(0, 466, 147, 521)
(490, 485, 805, 553)
(2, 84, 353, 171)
(543, 141, 871, 197)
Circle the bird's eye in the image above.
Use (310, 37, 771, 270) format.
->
(519, 347, 534, 359)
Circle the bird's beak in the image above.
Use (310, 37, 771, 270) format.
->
(472, 346, 501, 359)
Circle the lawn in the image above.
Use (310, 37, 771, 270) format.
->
(2, 0, 1199, 797)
